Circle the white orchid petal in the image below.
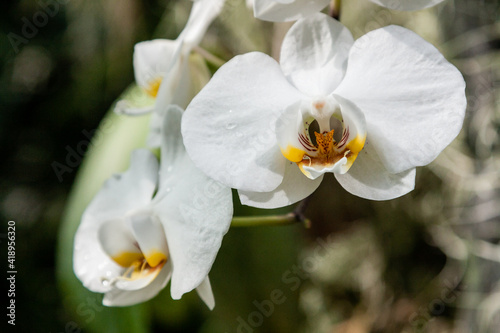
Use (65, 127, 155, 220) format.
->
(153, 104, 232, 300)
(73, 150, 158, 293)
(280, 12, 354, 96)
(183, 52, 304, 192)
(133, 39, 180, 93)
(129, 215, 169, 268)
(238, 161, 323, 208)
(334, 25, 466, 174)
(275, 100, 307, 162)
(149, 54, 212, 135)
(151, 43, 186, 111)
(113, 265, 164, 291)
(146, 105, 167, 149)
(335, 143, 416, 200)
(253, 0, 330, 22)
(331, 94, 367, 174)
(178, 0, 225, 48)
(302, 157, 347, 179)
(97, 219, 141, 265)
(196, 277, 215, 310)
(154, 165, 232, 300)
(103, 261, 172, 307)
(154, 105, 188, 199)
(84, 149, 158, 221)
(370, 0, 445, 11)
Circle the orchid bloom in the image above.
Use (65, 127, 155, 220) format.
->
(114, 0, 225, 147)
(73, 105, 233, 307)
(181, 13, 466, 209)
(252, 0, 445, 22)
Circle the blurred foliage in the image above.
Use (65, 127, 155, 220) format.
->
(0, 0, 499, 332)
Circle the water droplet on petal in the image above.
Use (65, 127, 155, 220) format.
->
(166, 166, 173, 172)
(225, 122, 237, 130)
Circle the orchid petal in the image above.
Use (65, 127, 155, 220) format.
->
(301, 157, 347, 179)
(335, 142, 416, 200)
(155, 105, 188, 199)
(182, 52, 305, 192)
(154, 169, 232, 300)
(153, 105, 233, 300)
(178, 0, 226, 48)
(113, 265, 164, 291)
(129, 214, 169, 268)
(97, 219, 141, 266)
(146, 105, 166, 149)
(151, 41, 186, 110)
(148, 54, 211, 149)
(154, 170, 231, 301)
(238, 161, 323, 208)
(253, 0, 330, 22)
(370, 0, 445, 11)
(334, 25, 466, 174)
(103, 261, 172, 307)
(280, 12, 354, 96)
(196, 277, 215, 310)
(73, 150, 158, 293)
(133, 39, 180, 93)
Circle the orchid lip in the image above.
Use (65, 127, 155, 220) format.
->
(97, 212, 170, 291)
(279, 96, 366, 179)
(102, 251, 167, 289)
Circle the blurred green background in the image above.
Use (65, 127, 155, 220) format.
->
(1, 0, 499, 332)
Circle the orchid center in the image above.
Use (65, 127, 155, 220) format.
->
(278, 97, 367, 180)
(98, 215, 169, 288)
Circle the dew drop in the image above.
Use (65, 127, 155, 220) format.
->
(225, 122, 237, 130)
(166, 166, 173, 172)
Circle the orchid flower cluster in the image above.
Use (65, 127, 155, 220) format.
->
(73, 0, 465, 309)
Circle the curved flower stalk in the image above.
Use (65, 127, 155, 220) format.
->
(73, 105, 233, 307)
(252, 0, 445, 22)
(115, 0, 225, 147)
(182, 13, 466, 209)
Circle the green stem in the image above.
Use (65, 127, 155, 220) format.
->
(231, 213, 311, 228)
(193, 46, 226, 68)
(329, 0, 341, 20)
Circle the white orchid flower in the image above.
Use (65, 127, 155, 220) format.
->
(253, 0, 445, 22)
(73, 105, 233, 307)
(181, 13, 466, 209)
(114, 0, 225, 147)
